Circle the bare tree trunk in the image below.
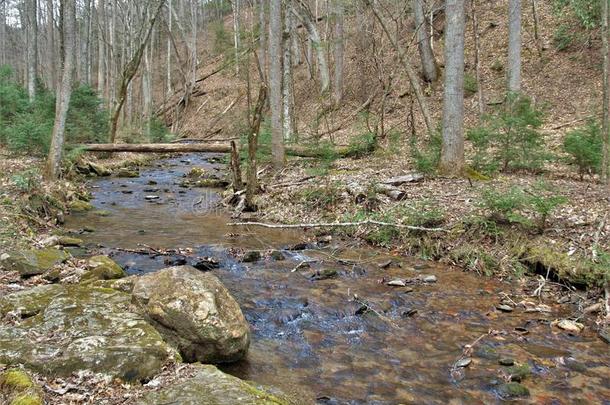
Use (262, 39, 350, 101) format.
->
(283, 0, 296, 141)
(369, 1, 433, 133)
(246, 86, 268, 210)
(293, 0, 330, 93)
(531, 0, 542, 58)
(0, 1, 5, 67)
(45, 0, 76, 180)
(600, 0, 610, 185)
(258, 0, 267, 80)
(471, 0, 484, 116)
(84, 0, 93, 84)
(412, 0, 438, 82)
(440, 0, 466, 175)
(291, 10, 301, 66)
(269, 0, 285, 166)
(45, 0, 56, 90)
(508, 0, 521, 92)
(232, 0, 241, 74)
(332, 0, 344, 104)
(25, 0, 38, 100)
(166, 0, 173, 95)
(97, 0, 106, 95)
(109, 0, 167, 143)
(142, 43, 153, 138)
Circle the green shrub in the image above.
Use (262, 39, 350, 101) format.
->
(347, 132, 377, 158)
(299, 183, 341, 210)
(563, 120, 603, 179)
(10, 169, 41, 193)
(467, 93, 548, 173)
(480, 186, 530, 225)
(66, 85, 109, 144)
(527, 181, 568, 230)
(553, 0, 600, 29)
(410, 131, 442, 174)
(553, 24, 574, 51)
(464, 72, 478, 96)
(148, 117, 174, 143)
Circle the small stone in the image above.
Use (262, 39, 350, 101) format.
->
(58, 236, 83, 246)
(93, 210, 111, 217)
(241, 251, 261, 263)
(555, 319, 584, 333)
(422, 275, 437, 283)
(69, 200, 93, 212)
(584, 303, 602, 314)
(269, 250, 285, 261)
(497, 382, 529, 399)
(455, 358, 472, 368)
(599, 327, 610, 344)
(145, 195, 160, 201)
(496, 304, 514, 313)
(499, 358, 515, 366)
(378, 259, 393, 269)
(402, 308, 418, 317)
(143, 188, 160, 193)
(147, 180, 158, 185)
(116, 168, 139, 178)
(387, 279, 406, 287)
(310, 269, 338, 280)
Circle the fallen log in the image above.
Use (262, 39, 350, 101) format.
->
(80, 143, 232, 153)
(228, 220, 446, 232)
(80, 143, 357, 158)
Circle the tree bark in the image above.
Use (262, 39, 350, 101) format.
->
(269, 0, 285, 166)
(332, 0, 344, 103)
(440, 0, 466, 175)
(412, 0, 438, 82)
(258, 0, 268, 80)
(45, 0, 76, 180)
(293, 0, 330, 93)
(471, 0, 485, 116)
(246, 86, 267, 209)
(600, 0, 610, 183)
(508, 0, 521, 92)
(25, 0, 38, 101)
(283, 0, 296, 141)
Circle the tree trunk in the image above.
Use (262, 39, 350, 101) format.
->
(246, 86, 268, 210)
(293, 0, 330, 93)
(600, 0, 610, 183)
(97, 0, 105, 96)
(283, 0, 296, 141)
(45, 0, 56, 90)
(166, 0, 173, 96)
(369, 1, 434, 133)
(25, 0, 38, 101)
(258, 0, 267, 80)
(45, 0, 76, 180)
(471, 0, 484, 116)
(232, 0, 241, 74)
(332, 0, 344, 104)
(109, 0, 167, 143)
(508, 0, 521, 92)
(412, 0, 438, 82)
(440, 0, 466, 175)
(269, 0, 285, 166)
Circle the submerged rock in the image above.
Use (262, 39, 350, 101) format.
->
(0, 285, 178, 381)
(139, 364, 294, 405)
(132, 266, 250, 363)
(242, 251, 261, 263)
(81, 255, 126, 283)
(116, 167, 139, 178)
(497, 382, 529, 399)
(0, 369, 44, 405)
(0, 248, 70, 277)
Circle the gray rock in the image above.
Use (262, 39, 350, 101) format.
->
(132, 266, 250, 363)
(387, 279, 406, 287)
(422, 275, 437, 283)
(139, 364, 295, 405)
(0, 248, 70, 277)
(382, 173, 424, 186)
(0, 285, 178, 381)
(496, 304, 514, 313)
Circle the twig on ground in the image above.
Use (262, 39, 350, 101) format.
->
(228, 220, 447, 232)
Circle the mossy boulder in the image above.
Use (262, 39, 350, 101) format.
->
(139, 364, 295, 405)
(0, 369, 43, 405)
(81, 255, 126, 283)
(69, 200, 94, 212)
(0, 284, 64, 318)
(88, 162, 112, 176)
(116, 168, 140, 178)
(57, 236, 83, 247)
(0, 248, 70, 277)
(0, 285, 178, 382)
(132, 266, 250, 363)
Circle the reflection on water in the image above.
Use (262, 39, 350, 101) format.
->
(65, 154, 610, 404)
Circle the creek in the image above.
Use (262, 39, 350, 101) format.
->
(64, 153, 610, 404)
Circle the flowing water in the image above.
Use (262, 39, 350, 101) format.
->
(65, 154, 610, 404)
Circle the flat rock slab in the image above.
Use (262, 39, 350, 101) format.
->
(0, 248, 70, 276)
(139, 364, 294, 405)
(132, 265, 250, 363)
(0, 285, 178, 382)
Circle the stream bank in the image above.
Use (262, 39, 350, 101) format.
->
(1, 152, 609, 404)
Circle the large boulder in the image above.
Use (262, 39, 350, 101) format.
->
(0, 248, 70, 277)
(139, 364, 294, 405)
(0, 285, 178, 382)
(0, 284, 64, 318)
(132, 266, 250, 363)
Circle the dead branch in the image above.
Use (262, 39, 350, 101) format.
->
(228, 220, 446, 232)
